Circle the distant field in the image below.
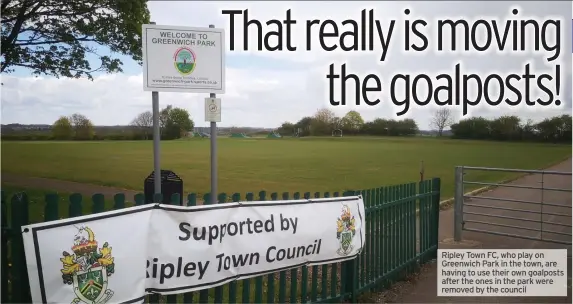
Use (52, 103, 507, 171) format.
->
(1, 137, 571, 199)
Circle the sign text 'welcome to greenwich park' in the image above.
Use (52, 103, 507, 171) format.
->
(142, 24, 226, 94)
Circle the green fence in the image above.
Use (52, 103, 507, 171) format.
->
(1, 178, 440, 303)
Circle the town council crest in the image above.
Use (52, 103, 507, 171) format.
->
(60, 226, 115, 304)
(336, 205, 356, 256)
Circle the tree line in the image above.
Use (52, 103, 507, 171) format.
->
(2, 106, 571, 144)
(1, 105, 194, 141)
(129, 105, 194, 140)
(276, 108, 419, 137)
(451, 114, 572, 143)
(276, 108, 571, 144)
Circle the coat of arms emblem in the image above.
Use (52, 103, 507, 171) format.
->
(60, 226, 115, 304)
(336, 205, 356, 256)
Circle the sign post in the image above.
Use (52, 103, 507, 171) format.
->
(205, 95, 221, 205)
(142, 22, 225, 204)
(150, 21, 161, 197)
(208, 24, 219, 205)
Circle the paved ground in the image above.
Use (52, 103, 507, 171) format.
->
(396, 159, 572, 303)
(463, 158, 572, 248)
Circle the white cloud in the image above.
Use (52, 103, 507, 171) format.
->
(1, 1, 571, 129)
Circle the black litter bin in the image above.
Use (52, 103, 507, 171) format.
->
(144, 170, 183, 205)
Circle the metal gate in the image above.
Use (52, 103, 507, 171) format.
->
(453, 166, 572, 245)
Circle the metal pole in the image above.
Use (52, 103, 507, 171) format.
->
(209, 24, 217, 205)
(453, 166, 464, 242)
(540, 172, 545, 241)
(420, 160, 425, 182)
(151, 21, 161, 198)
(152, 91, 161, 196)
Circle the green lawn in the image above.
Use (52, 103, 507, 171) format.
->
(1, 136, 570, 303)
(1, 137, 571, 199)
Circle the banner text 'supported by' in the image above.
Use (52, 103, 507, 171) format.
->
(178, 213, 298, 244)
(22, 196, 365, 304)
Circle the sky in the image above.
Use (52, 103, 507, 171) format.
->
(1, 1, 572, 129)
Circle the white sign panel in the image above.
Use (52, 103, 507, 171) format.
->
(142, 24, 225, 94)
(22, 196, 365, 303)
(205, 97, 221, 122)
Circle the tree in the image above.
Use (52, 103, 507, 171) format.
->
(310, 108, 336, 136)
(314, 108, 336, 124)
(130, 111, 153, 139)
(553, 114, 572, 141)
(535, 115, 572, 143)
(331, 116, 342, 130)
(430, 108, 455, 136)
(450, 117, 490, 139)
(69, 113, 94, 140)
(520, 119, 537, 141)
(159, 105, 173, 134)
(363, 118, 391, 136)
(162, 107, 194, 140)
(52, 116, 73, 140)
(294, 117, 313, 137)
(341, 110, 364, 134)
(1, 0, 150, 79)
(276, 122, 295, 136)
(489, 116, 520, 140)
(396, 118, 419, 136)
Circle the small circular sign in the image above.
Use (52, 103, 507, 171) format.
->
(209, 103, 218, 112)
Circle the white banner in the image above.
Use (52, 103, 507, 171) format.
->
(22, 196, 365, 304)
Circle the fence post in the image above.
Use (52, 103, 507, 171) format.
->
(1, 191, 8, 304)
(341, 190, 358, 302)
(147, 193, 161, 304)
(454, 166, 464, 242)
(420, 160, 425, 182)
(431, 178, 441, 259)
(11, 193, 32, 303)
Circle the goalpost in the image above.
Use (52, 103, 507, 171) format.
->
(331, 120, 343, 137)
(293, 128, 301, 137)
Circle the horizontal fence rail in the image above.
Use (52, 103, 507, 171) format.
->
(1, 178, 440, 303)
(459, 166, 572, 175)
(454, 166, 572, 246)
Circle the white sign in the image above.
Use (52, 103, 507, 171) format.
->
(205, 97, 221, 122)
(142, 24, 225, 94)
(22, 196, 365, 303)
(438, 249, 568, 297)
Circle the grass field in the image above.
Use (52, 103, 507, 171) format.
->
(176, 62, 194, 74)
(1, 136, 571, 200)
